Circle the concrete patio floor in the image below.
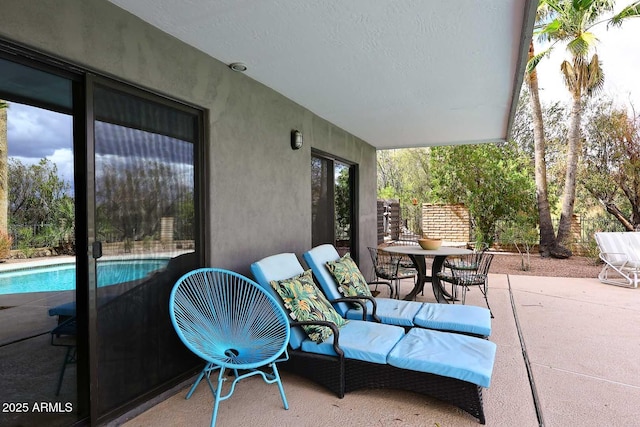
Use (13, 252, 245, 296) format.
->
(117, 272, 640, 427)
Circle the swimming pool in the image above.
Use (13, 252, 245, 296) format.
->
(0, 259, 169, 295)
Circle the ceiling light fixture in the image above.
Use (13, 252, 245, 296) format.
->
(229, 62, 248, 72)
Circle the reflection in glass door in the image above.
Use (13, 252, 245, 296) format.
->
(90, 82, 202, 418)
(311, 152, 356, 258)
(0, 57, 79, 427)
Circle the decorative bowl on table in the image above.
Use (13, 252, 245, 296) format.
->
(418, 238, 442, 250)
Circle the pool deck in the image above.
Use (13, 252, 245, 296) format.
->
(0, 255, 76, 271)
(0, 254, 178, 346)
(0, 251, 183, 273)
(2, 264, 640, 426)
(118, 273, 640, 427)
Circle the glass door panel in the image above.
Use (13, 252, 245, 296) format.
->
(91, 83, 202, 417)
(311, 155, 334, 247)
(334, 162, 353, 256)
(0, 59, 79, 427)
(311, 153, 356, 258)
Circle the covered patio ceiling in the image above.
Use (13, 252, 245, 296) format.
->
(108, 0, 538, 149)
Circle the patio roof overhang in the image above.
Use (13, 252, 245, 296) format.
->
(107, 0, 538, 149)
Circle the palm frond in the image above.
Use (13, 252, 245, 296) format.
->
(566, 31, 597, 57)
(543, 0, 564, 15)
(609, 1, 640, 27)
(536, 18, 562, 40)
(526, 48, 552, 74)
(561, 60, 578, 92)
(586, 54, 605, 95)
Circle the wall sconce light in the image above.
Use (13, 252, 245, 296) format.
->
(291, 130, 303, 150)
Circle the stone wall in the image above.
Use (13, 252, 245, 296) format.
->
(422, 203, 470, 243)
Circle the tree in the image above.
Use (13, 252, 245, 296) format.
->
(512, 88, 568, 214)
(429, 142, 536, 246)
(8, 157, 73, 252)
(580, 98, 640, 229)
(0, 100, 8, 235)
(527, 0, 640, 256)
(9, 158, 70, 226)
(377, 148, 430, 203)
(96, 161, 193, 242)
(525, 38, 561, 257)
(335, 165, 352, 239)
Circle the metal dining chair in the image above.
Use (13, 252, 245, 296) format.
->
(437, 252, 495, 318)
(368, 247, 417, 299)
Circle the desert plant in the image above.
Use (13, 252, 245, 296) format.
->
(498, 220, 539, 271)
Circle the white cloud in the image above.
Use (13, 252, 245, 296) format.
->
(7, 103, 73, 158)
(47, 148, 75, 188)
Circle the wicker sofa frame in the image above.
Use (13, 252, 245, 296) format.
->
(283, 319, 486, 423)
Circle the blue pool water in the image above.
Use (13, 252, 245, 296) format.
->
(0, 259, 169, 295)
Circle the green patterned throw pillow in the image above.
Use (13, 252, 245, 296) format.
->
(326, 253, 372, 298)
(270, 269, 347, 343)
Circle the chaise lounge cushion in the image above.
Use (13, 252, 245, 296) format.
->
(250, 253, 316, 349)
(388, 328, 496, 388)
(348, 298, 420, 326)
(270, 269, 348, 343)
(303, 244, 379, 317)
(325, 253, 373, 298)
(414, 304, 492, 337)
(48, 301, 76, 318)
(304, 244, 491, 336)
(300, 320, 405, 364)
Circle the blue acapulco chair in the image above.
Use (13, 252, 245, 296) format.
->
(169, 268, 291, 427)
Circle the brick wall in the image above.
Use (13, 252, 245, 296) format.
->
(422, 203, 470, 243)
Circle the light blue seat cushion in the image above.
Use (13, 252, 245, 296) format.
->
(251, 253, 309, 350)
(413, 304, 492, 337)
(388, 328, 496, 388)
(345, 298, 421, 327)
(48, 301, 76, 317)
(303, 245, 422, 328)
(303, 244, 352, 316)
(301, 320, 405, 364)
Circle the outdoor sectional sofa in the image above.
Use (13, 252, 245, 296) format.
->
(250, 253, 497, 424)
(303, 244, 492, 337)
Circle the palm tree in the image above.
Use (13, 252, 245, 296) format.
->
(0, 100, 8, 236)
(525, 40, 564, 258)
(528, 0, 640, 256)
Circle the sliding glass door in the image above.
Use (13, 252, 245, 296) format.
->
(311, 152, 356, 259)
(88, 80, 203, 420)
(0, 49, 206, 425)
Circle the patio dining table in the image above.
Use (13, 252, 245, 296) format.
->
(381, 245, 472, 302)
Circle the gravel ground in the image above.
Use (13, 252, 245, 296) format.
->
(489, 252, 602, 278)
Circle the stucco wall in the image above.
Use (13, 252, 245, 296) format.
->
(0, 0, 377, 276)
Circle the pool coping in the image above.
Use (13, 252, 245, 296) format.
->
(0, 252, 187, 273)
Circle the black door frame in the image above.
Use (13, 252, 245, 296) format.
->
(0, 40, 208, 425)
(311, 149, 358, 262)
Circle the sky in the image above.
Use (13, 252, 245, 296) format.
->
(6, 104, 196, 198)
(7, 104, 75, 186)
(534, 7, 640, 111)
